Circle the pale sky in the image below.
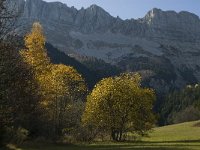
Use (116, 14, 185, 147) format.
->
(44, 0, 200, 19)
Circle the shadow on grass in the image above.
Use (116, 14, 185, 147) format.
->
(77, 145, 190, 150)
(127, 139, 200, 144)
(4, 141, 200, 150)
(37, 142, 200, 150)
(45, 143, 198, 150)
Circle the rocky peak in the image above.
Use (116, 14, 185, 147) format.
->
(145, 8, 163, 19)
(141, 8, 200, 41)
(84, 4, 111, 19)
(86, 4, 110, 16)
(88, 4, 102, 11)
(144, 8, 178, 24)
(22, 0, 77, 24)
(144, 8, 200, 26)
(74, 4, 114, 32)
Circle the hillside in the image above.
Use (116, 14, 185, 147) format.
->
(143, 120, 200, 142)
(46, 43, 98, 88)
(46, 43, 121, 88)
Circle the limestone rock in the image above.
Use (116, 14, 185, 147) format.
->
(12, 0, 200, 91)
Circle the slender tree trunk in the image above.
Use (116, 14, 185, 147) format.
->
(111, 128, 118, 141)
(111, 128, 123, 141)
(116, 131, 119, 141)
(111, 128, 124, 142)
(111, 129, 116, 141)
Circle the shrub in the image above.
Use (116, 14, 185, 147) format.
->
(11, 127, 29, 145)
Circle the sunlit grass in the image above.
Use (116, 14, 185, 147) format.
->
(143, 120, 200, 142)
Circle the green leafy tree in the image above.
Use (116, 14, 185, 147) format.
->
(82, 73, 155, 141)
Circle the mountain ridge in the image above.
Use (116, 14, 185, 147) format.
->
(11, 0, 200, 94)
(25, 0, 200, 21)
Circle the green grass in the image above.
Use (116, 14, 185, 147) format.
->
(142, 120, 200, 142)
(6, 120, 200, 150)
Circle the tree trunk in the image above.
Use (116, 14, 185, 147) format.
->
(111, 128, 123, 141)
(119, 130, 122, 141)
(111, 129, 116, 141)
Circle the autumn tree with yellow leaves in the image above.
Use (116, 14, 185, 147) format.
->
(20, 22, 50, 73)
(20, 22, 87, 138)
(82, 73, 155, 141)
(46, 64, 87, 136)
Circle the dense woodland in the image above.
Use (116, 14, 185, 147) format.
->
(160, 84, 200, 124)
(0, 0, 200, 147)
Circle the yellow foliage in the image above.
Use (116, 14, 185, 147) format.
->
(20, 22, 88, 135)
(25, 22, 45, 50)
(82, 73, 155, 136)
(20, 22, 50, 72)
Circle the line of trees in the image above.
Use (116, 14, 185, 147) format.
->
(0, 0, 38, 145)
(0, 0, 156, 146)
(0, 21, 88, 144)
(160, 84, 200, 125)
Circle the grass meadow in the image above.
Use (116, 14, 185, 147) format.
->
(5, 121, 200, 150)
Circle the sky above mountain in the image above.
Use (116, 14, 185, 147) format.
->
(44, 0, 200, 19)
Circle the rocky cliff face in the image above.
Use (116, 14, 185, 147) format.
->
(13, 0, 200, 92)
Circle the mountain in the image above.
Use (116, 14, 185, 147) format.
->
(12, 0, 200, 94)
(45, 43, 98, 88)
(46, 43, 121, 89)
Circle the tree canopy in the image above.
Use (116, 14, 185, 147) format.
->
(82, 73, 155, 141)
(20, 22, 88, 138)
